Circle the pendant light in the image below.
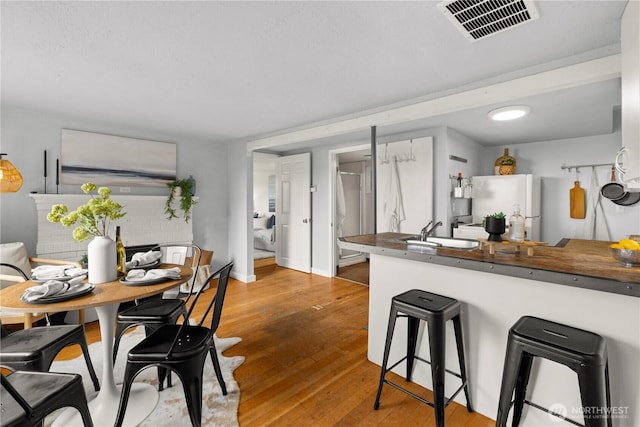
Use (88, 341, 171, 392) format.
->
(0, 153, 23, 193)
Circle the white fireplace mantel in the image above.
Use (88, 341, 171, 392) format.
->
(30, 194, 194, 261)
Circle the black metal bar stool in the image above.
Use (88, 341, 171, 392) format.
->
(373, 289, 473, 427)
(496, 316, 612, 427)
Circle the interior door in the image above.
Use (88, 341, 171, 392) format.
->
(276, 153, 311, 273)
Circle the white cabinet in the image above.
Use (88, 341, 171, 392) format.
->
(619, 0, 640, 190)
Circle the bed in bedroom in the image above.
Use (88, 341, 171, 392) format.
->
(253, 214, 276, 254)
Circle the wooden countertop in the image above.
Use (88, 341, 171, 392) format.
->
(339, 233, 640, 297)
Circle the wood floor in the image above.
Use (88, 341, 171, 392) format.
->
(57, 258, 494, 426)
(335, 260, 370, 285)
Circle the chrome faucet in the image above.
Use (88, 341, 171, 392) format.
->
(420, 220, 442, 241)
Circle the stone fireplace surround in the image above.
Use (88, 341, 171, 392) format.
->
(30, 194, 194, 262)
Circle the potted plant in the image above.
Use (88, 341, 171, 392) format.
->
(80, 253, 88, 269)
(165, 178, 197, 223)
(47, 182, 126, 283)
(484, 212, 506, 242)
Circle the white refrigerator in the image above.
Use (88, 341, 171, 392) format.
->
(454, 174, 541, 241)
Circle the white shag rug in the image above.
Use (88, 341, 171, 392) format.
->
(46, 326, 244, 427)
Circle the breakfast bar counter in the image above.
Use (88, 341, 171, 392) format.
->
(339, 233, 639, 426)
(339, 233, 640, 297)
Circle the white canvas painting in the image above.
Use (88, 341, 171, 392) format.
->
(61, 129, 176, 187)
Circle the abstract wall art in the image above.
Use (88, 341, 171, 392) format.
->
(61, 129, 177, 187)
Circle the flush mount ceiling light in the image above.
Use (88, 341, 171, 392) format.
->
(0, 153, 23, 193)
(488, 105, 531, 121)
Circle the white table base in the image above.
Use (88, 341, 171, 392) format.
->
(53, 304, 159, 427)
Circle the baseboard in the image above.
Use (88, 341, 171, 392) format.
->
(311, 267, 330, 277)
(338, 254, 366, 267)
(231, 271, 255, 283)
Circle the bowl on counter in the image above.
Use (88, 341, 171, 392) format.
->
(610, 248, 640, 268)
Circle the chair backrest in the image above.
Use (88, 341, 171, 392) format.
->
(198, 261, 233, 332)
(151, 243, 202, 294)
(166, 261, 233, 357)
(0, 263, 29, 281)
(0, 243, 31, 288)
(0, 262, 48, 327)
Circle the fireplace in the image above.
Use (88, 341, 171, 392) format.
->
(30, 194, 193, 262)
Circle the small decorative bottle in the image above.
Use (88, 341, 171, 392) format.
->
(454, 172, 464, 198)
(115, 226, 127, 274)
(508, 205, 525, 242)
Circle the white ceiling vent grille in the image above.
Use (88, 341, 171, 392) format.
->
(438, 0, 539, 42)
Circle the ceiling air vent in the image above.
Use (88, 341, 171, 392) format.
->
(438, 0, 539, 42)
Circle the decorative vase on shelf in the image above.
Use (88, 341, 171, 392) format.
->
(87, 236, 117, 284)
(494, 148, 516, 175)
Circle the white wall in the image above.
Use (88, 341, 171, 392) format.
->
(227, 142, 253, 282)
(7, 107, 631, 283)
(480, 129, 640, 243)
(293, 123, 638, 280)
(0, 106, 230, 263)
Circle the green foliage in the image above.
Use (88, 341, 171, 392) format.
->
(165, 179, 197, 223)
(500, 158, 515, 166)
(47, 182, 126, 242)
(490, 212, 506, 219)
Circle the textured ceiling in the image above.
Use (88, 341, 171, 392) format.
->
(0, 1, 627, 147)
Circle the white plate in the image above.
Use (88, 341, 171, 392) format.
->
(22, 283, 95, 304)
(119, 276, 173, 286)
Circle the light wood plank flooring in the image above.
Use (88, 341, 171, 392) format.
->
(56, 258, 494, 426)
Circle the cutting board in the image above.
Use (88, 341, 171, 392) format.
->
(570, 181, 586, 219)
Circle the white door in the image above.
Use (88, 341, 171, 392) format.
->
(276, 153, 311, 273)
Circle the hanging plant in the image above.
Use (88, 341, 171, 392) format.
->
(165, 178, 197, 223)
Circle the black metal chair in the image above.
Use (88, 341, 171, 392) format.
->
(0, 264, 100, 392)
(113, 244, 202, 389)
(1, 370, 93, 427)
(496, 316, 611, 427)
(0, 322, 101, 392)
(114, 261, 234, 427)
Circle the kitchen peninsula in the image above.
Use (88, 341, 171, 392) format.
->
(339, 233, 639, 426)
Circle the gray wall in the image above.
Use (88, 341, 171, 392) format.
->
(278, 124, 639, 278)
(481, 130, 640, 243)
(5, 104, 636, 282)
(0, 106, 230, 263)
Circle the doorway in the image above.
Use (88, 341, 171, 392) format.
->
(333, 146, 373, 285)
(253, 152, 278, 262)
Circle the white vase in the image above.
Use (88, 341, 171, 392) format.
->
(87, 236, 117, 284)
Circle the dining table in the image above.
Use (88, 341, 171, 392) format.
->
(0, 263, 193, 427)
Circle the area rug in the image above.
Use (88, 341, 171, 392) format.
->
(46, 326, 244, 427)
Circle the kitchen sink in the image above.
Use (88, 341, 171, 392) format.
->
(403, 236, 481, 250)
